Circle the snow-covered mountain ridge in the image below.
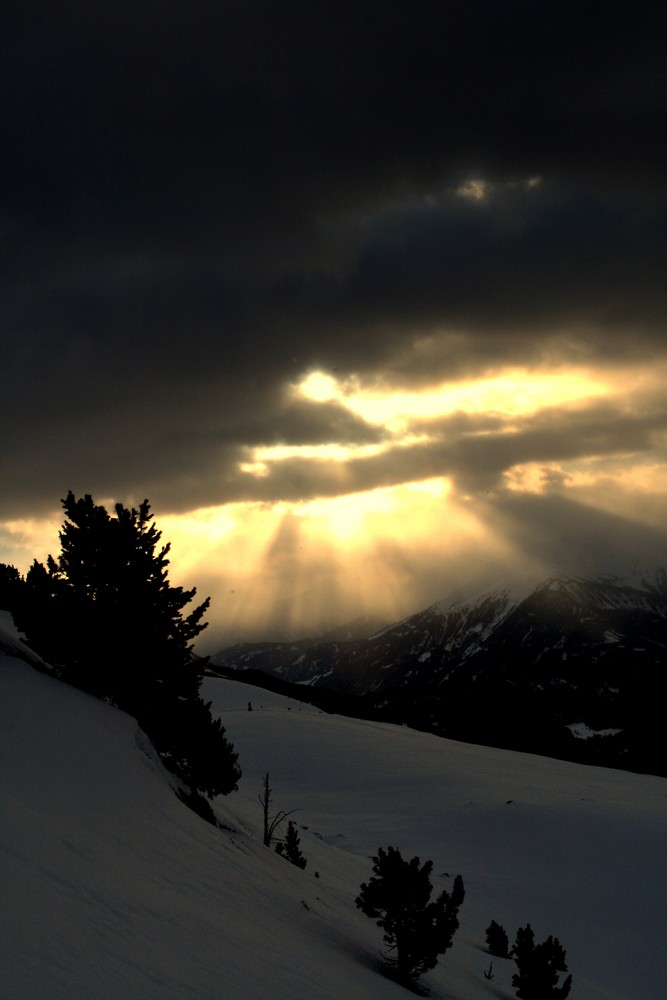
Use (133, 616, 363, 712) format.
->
(211, 575, 667, 774)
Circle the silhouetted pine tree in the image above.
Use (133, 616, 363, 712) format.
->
(512, 924, 572, 999)
(486, 919, 511, 957)
(275, 820, 307, 869)
(0, 563, 24, 616)
(11, 492, 240, 798)
(356, 845, 464, 984)
(26, 492, 207, 712)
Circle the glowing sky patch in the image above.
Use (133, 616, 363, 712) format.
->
(505, 457, 667, 497)
(455, 178, 490, 201)
(293, 478, 451, 540)
(0, 517, 61, 572)
(130, 476, 506, 646)
(3, 361, 667, 648)
(241, 433, 432, 472)
(293, 366, 612, 430)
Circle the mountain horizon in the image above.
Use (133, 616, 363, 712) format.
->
(211, 571, 667, 776)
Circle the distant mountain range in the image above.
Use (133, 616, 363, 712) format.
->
(210, 575, 667, 775)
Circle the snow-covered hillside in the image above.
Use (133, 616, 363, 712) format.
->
(2, 634, 666, 998)
(211, 575, 667, 774)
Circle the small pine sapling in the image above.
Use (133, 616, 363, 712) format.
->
(275, 820, 307, 869)
(512, 923, 572, 999)
(486, 919, 511, 958)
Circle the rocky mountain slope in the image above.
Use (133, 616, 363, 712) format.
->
(211, 576, 667, 774)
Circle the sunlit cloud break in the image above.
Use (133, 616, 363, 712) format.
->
(3, 0, 667, 649)
(293, 366, 612, 430)
(240, 433, 432, 474)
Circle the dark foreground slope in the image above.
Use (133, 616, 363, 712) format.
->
(3, 609, 666, 1000)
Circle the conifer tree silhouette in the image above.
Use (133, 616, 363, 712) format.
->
(486, 919, 511, 958)
(511, 924, 572, 999)
(356, 846, 464, 984)
(13, 492, 240, 798)
(275, 820, 307, 869)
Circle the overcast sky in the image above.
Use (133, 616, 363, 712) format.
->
(3, 2, 667, 644)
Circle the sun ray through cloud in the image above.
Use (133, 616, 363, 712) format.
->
(2, 1, 667, 645)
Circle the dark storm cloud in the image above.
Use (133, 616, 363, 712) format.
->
(3, 1, 667, 515)
(235, 399, 388, 447)
(350, 189, 667, 345)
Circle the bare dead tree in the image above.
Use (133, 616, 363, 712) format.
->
(259, 772, 295, 847)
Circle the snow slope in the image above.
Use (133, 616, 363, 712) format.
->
(1, 654, 412, 1000)
(2, 639, 665, 999)
(204, 679, 667, 1000)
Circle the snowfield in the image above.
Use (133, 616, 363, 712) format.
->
(2, 629, 665, 999)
